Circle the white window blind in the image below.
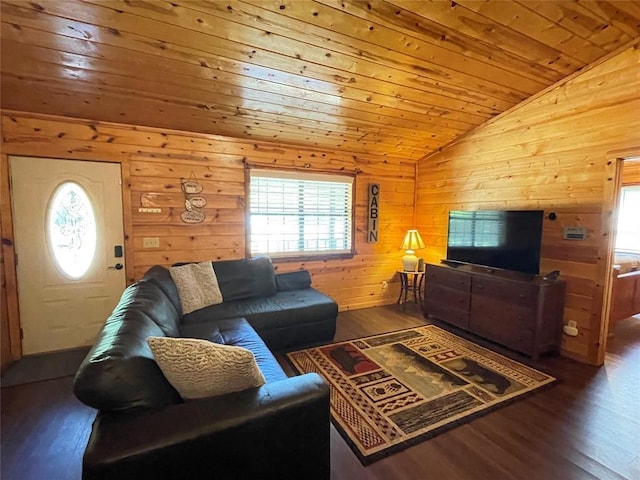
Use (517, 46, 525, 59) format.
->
(249, 170, 354, 257)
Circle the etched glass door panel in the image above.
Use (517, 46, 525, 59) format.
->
(47, 182, 97, 279)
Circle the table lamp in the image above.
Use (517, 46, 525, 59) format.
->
(401, 229, 425, 271)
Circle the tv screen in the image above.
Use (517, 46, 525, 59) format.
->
(446, 210, 544, 275)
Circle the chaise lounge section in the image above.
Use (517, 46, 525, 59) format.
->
(73, 256, 337, 480)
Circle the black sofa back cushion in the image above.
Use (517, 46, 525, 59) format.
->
(117, 281, 181, 337)
(212, 256, 277, 301)
(140, 265, 183, 316)
(74, 312, 182, 411)
(275, 270, 312, 291)
(73, 282, 183, 412)
(171, 256, 277, 303)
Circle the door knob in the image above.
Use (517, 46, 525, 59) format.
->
(108, 263, 124, 270)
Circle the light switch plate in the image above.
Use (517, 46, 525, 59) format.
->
(142, 237, 160, 248)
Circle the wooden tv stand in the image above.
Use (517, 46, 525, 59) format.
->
(423, 262, 566, 360)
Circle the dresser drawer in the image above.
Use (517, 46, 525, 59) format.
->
(472, 276, 538, 308)
(470, 295, 536, 326)
(469, 295, 534, 352)
(425, 283, 470, 312)
(426, 265, 471, 291)
(424, 301, 470, 330)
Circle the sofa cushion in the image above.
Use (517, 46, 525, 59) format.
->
(181, 289, 337, 350)
(73, 310, 181, 412)
(114, 281, 181, 338)
(243, 290, 338, 331)
(173, 323, 225, 345)
(275, 270, 312, 291)
(212, 256, 277, 301)
(148, 336, 266, 400)
(169, 262, 223, 314)
(183, 289, 337, 330)
(180, 318, 287, 383)
(140, 265, 183, 315)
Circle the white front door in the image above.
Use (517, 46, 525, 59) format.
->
(10, 156, 125, 355)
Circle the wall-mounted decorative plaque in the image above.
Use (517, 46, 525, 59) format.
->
(368, 183, 379, 243)
(180, 173, 206, 224)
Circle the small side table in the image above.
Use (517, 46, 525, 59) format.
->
(397, 270, 426, 309)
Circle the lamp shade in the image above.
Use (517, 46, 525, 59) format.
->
(400, 230, 425, 251)
(401, 230, 425, 271)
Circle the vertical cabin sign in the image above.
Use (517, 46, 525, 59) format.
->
(368, 183, 380, 243)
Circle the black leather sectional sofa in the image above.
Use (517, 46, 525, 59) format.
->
(73, 256, 337, 480)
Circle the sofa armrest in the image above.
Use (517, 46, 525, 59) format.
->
(82, 373, 330, 480)
(276, 270, 312, 291)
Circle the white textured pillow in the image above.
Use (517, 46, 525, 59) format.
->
(169, 262, 223, 314)
(147, 336, 266, 399)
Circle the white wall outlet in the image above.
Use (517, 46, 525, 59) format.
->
(563, 320, 579, 336)
(142, 237, 160, 248)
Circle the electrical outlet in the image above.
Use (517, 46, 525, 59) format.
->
(563, 320, 579, 336)
(142, 237, 160, 248)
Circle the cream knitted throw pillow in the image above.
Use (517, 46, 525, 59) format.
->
(147, 337, 266, 399)
(169, 261, 223, 314)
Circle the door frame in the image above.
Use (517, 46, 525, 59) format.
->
(1, 153, 133, 362)
(596, 148, 640, 365)
(0, 154, 21, 362)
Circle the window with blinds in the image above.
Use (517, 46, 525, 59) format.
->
(249, 170, 354, 257)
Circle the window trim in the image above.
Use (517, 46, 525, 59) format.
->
(246, 167, 356, 261)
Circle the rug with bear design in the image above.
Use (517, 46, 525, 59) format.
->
(287, 324, 555, 464)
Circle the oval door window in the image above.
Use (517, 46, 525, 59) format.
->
(47, 182, 97, 279)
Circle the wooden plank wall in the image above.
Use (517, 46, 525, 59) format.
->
(1, 111, 416, 317)
(622, 159, 640, 184)
(415, 45, 640, 365)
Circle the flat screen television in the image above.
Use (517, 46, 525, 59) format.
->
(445, 209, 544, 275)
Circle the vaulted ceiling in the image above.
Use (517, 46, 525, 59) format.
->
(2, 0, 639, 160)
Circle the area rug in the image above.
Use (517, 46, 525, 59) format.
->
(287, 325, 555, 464)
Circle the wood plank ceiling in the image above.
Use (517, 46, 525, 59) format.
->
(2, 0, 640, 161)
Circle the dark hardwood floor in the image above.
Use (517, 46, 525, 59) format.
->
(1, 306, 639, 480)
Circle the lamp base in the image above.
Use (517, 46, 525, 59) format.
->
(402, 251, 418, 272)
